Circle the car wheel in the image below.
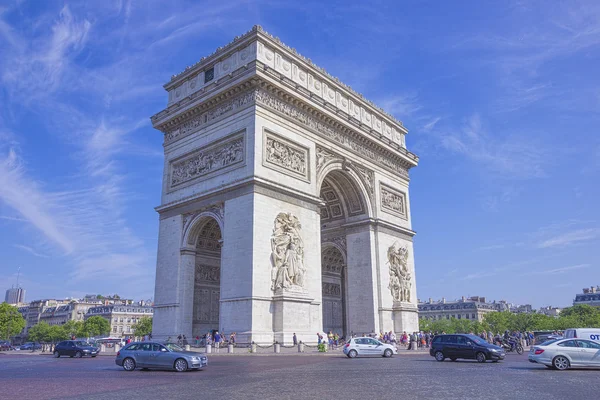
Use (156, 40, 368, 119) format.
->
(75, 351, 82, 358)
(476, 352, 486, 363)
(435, 351, 445, 362)
(348, 349, 358, 359)
(553, 356, 570, 371)
(53, 351, 60, 358)
(123, 357, 136, 371)
(384, 349, 393, 358)
(174, 358, 188, 372)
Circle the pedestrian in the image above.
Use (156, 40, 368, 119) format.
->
(293, 333, 298, 345)
(183, 335, 188, 346)
(177, 334, 182, 345)
(214, 331, 221, 351)
(195, 336, 200, 346)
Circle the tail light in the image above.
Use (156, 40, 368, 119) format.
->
(344, 343, 350, 348)
(117, 351, 120, 356)
(534, 349, 544, 355)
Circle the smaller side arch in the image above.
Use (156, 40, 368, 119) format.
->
(182, 209, 224, 248)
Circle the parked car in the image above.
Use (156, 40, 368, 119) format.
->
(343, 337, 398, 358)
(19, 342, 42, 351)
(430, 334, 505, 363)
(564, 328, 600, 343)
(54, 340, 99, 358)
(0, 340, 15, 351)
(115, 342, 208, 372)
(529, 338, 600, 370)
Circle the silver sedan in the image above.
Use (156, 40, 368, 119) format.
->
(529, 338, 600, 370)
(115, 342, 208, 372)
(343, 337, 398, 358)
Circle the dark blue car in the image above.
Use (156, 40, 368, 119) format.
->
(430, 334, 506, 363)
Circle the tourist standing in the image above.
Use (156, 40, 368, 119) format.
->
(293, 333, 298, 345)
(214, 331, 221, 351)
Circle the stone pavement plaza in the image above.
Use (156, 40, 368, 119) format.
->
(2, 351, 599, 400)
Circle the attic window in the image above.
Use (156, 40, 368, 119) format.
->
(204, 67, 214, 83)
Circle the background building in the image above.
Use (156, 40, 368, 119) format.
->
(539, 306, 562, 317)
(418, 296, 510, 322)
(574, 286, 600, 307)
(85, 302, 153, 337)
(5, 287, 25, 304)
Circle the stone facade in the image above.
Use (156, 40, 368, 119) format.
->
(85, 304, 154, 338)
(151, 26, 420, 344)
(418, 297, 510, 323)
(574, 286, 600, 307)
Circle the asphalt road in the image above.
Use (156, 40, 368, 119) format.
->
(1, 351, 599, 400)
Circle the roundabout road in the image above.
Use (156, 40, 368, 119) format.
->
(1, 351, 598, 400)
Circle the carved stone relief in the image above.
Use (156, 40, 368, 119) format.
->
(321, 245, 345, 274)
(263, 132, 309, 181)
(380, 184, 407, 219)
(354, 165, 374, 195)
(170, 133, 244, 189)
(255, 89, 411, 179)
(387, 244, 411, 302)
(316, 146, 338, 175)
(322, 282, 342, 297)
(270, 212, 306, 292)
(195, 263, 220, 283)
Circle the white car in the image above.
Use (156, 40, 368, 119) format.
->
(343, 337, 398, 358)
(529, 338, 600, 370)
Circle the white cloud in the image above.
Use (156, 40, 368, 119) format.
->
(378, 93, 422, 118)
(13, 244, 49, 258)
(537, 228, 599, 248)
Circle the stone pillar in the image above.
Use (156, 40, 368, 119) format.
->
(274, 343, 280, 353)
(115, 344, 120, 352)
(179, 249, 196, 339)
(228, 344, 234, 353)
(251, 343, 257, 353)
(185, 345, 191, 351)
(205, 344, 212, 353)
(298, 342, 304, 353)
(100, 344, 106, 353)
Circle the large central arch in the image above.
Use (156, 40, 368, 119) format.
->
(319, 167, 372, 337)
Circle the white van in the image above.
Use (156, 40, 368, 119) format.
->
(564, 328, 600, 342)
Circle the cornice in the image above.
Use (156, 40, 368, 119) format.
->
(161, 25, 408, 135)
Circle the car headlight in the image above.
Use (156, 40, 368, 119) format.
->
(83, 349, 90, 352)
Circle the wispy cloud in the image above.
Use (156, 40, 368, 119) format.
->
(522, 263, 591, 276)
(378, 93, 422, 118)
(537, 228, 599, 249)
(13, 244, 49, 258)
(441, 114, 548, 179)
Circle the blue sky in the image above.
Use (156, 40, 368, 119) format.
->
(0, 0, 598, 307)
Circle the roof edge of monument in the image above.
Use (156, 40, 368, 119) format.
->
(166, 25, 408, 132)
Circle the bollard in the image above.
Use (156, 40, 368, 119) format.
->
(100, 344, 106, 353)
(228, 344, 234, 353)
(205, 344, 212, 354)
(115, 344, 120, 352)
(274, 343, 280, 353)
(251, 342, 257, 353)
(185, 345, 190, 351)
(298, 342, 304, 353)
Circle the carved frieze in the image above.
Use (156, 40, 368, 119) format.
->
(321, 245, 345, 274)
(170, 133, 244, 189)
(165, 91, 256, 144)
(255, 89, 411, 179)
(195, 263, 220, 283)
(263, 131, 309, 182)
(380, 184, 407, 219)
(322, 282, 342, 297)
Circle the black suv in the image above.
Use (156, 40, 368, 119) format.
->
(430, 334, 505, 363)
(54, 340, 99, 358)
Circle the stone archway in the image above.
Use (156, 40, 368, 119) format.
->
(319, 168, 371, 337)
(192, 217, 222, 338)
(321, 245, 346, 336)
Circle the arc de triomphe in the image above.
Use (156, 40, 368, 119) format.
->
(150, 26, 419, 344)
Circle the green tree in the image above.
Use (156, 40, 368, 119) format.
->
(82, 316, 110, 337)
(63, 320, 84, 338)
(47, 325, 69, 343)
(560, 305, 600, 328)
(0, 302, 26, 340)
(28, 322, 51, 342)
(483, 311, 513, 334)
(132, 317, 153, 337)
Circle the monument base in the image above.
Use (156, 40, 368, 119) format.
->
(392, 302, 419, 334)
(272, 289, 315, 345)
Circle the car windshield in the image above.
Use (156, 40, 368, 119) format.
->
(74, 341, 91, 347)
(540, 339, 560, 346)
(164, 343, 183, 352)
(465, 335, 486, 345)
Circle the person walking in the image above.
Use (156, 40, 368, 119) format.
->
(214, 331, 221, 351)
(293, 333, 298, 346)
